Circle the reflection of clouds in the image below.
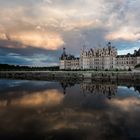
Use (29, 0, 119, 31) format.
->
(109, 97, 140, 111)
(0, 100, 140, 139)
(0, 101, 7, 107)
(0, 81, 140, 139)
(0, 106, 132, 139)
(45, 108, 96, 130)
(0, 89, 64, 107)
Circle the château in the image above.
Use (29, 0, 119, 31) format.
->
(60, 42, 140, 70)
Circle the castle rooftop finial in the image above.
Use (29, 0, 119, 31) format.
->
(63, 47, 66, 54)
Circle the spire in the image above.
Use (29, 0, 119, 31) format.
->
(107, 42, 111, 47)
(63, 47, 66, 55)
(60, 47, 67, 60)
(107, 42, 112, 55)
(83, 43, 86, 51)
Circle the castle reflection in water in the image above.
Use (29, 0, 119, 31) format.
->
(80, 82, 117, 99)
(60, 80, 140, 99)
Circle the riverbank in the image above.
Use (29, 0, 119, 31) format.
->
(0, 71, 140, 82)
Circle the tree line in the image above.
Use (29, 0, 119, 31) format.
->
(0, 64, 59, 71)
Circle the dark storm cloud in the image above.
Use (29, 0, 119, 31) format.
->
(0, 39, 61, 66)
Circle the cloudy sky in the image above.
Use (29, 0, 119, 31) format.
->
(0, 0, 140, 66)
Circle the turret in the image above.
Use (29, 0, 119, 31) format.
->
(60, 47, 67, 60)
(63, 47, 66, 55)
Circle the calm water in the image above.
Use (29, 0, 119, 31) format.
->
(0, 79, 140, 140)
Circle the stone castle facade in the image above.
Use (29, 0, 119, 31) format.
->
(60, 42, 140, 70)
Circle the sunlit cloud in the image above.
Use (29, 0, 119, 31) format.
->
(106, 30, 140, 41)
(0, 33, 7, 40)
(60, 19, 101, 31)
(0, 31, 64, 50)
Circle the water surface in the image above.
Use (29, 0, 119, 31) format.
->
(0, 79, 140, 140)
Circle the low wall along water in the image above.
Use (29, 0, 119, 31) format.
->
(0, 71, 140, 82)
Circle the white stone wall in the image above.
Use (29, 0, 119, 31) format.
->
(60, 60, 65, 70)
(136, 57, 140, 65)
(60, 59, 80, 70)
(71, 60, 80, 70)
(103, 57, 111, 70)
(116, 56, 136, 70)
(60, 46, 140, 70)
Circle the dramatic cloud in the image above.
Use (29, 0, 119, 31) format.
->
(106, 26, 140, 41)
(0, 0, 140, 65)
(0, 31, 64, 50)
